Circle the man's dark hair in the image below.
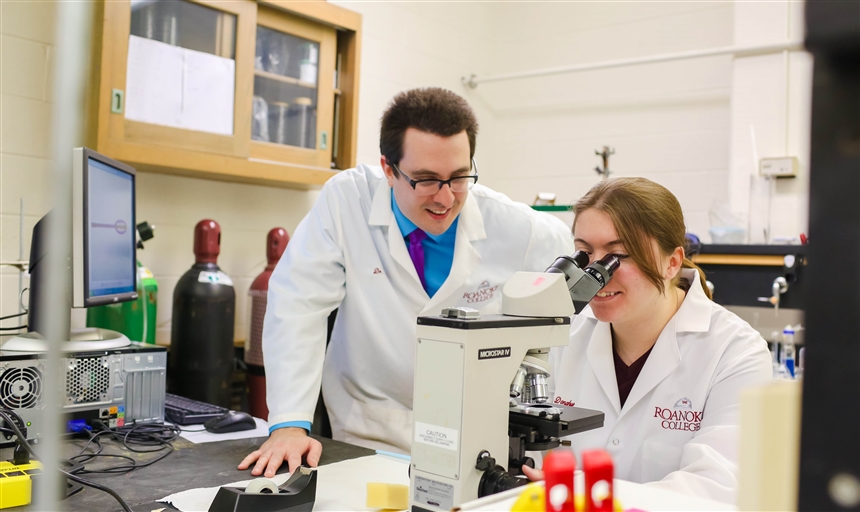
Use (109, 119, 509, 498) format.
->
(380, 87, 479, 168)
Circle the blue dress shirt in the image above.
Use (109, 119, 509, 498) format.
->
(391, 191, 457, 297)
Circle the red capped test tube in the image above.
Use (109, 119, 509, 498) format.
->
(582, 449, 614, 512)
(544, 449, 577, 512)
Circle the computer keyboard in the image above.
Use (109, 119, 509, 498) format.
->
(164, 393, 229, 425)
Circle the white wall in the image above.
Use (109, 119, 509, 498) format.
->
(0, 1, 57, 330)
(729, 1, 811, 243)
(474, 2, 737, 239)
(329, 0, 496, 167)
(475, 1, 811, 243)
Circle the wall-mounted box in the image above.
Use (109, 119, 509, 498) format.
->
(760, 157, 798, 178)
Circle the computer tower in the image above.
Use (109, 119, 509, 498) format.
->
(0, 343, 166, 447)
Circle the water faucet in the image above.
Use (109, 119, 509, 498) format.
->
(758, 276, 788, 315)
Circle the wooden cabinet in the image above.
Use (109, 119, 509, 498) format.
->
(87, 0, 361, 189)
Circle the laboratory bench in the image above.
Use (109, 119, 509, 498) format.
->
(3, 433, 372, 511)
(0, 431, 740, 512)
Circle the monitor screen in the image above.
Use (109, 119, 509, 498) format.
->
(85, 157, 136, 299)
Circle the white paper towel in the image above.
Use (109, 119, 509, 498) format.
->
(159, 454, 410, 512)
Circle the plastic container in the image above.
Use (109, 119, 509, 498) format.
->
(268, 101, 289, 145)
(780, 325, 796, 379)
(86, 262, 158, 344)
(288, 97, 315, 149)
(709, 226, 746, 244)
(252, 96, 269, 142)
(266, 29, 290, 76)
(299, 59, 317, 84)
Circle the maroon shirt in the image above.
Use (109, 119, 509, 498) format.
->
(613, 345, 654, 408)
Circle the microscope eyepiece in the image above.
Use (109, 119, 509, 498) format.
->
(596, 253, 621, 274)
(544, 250, 590, 276)
(542, 250, 620, 314)
(583, 254, 621, 286)
(570, 250, 590, 269)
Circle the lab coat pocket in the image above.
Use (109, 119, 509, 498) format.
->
(641, 437, 684, 483)
(342, 399, 413, 454)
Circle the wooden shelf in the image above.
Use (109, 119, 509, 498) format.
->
(692, 254, 788, 266)
(102, 139, 337, 189)
(254, 69, 317, 89)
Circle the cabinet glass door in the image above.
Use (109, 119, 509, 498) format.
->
(250, 6, 336, 170)
(130, 0, 236, 58)
(103, 0, 254, 159)
(125, 0, 237, 137)
(252, 27, 319, 149)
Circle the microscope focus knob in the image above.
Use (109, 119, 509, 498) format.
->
(475, 451, 496, 471)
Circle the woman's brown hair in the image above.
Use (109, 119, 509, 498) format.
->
(572, 177, 712, 300)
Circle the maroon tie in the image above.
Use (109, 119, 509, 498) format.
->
(407, 229, 427, 290)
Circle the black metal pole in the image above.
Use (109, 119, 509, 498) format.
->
(800, 1, 860, 509)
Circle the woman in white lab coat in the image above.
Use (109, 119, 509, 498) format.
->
(524, 178, 772, 504)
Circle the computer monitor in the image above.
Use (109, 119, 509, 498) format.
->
(71, 148, 137, 308)
(24, 148, 138, 338)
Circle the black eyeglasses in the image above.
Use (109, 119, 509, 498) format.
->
(390, 158, 479, 196)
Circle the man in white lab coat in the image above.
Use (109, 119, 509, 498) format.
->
(239, 88, 573, 478)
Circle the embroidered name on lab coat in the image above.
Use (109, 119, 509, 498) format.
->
(554, 396, 575, 407)
(654, 397, 704, 431)
(462, 280, 498, 304)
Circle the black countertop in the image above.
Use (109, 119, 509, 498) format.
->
(7, 434, 374, 511)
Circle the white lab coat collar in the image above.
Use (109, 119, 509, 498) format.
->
(585, 320, 621, 413)
(367, 177, 487, 309)
(584, 268, 713, 417)
(674, 268, 713, 333)
(368, 175, 393, 227)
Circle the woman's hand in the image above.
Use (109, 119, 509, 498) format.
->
(522, 464, 544, 481)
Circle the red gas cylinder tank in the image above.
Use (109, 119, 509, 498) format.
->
(245, 227, 289, 419)
(168, 220, 236, 408)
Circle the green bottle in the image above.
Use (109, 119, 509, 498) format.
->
(86, 261, 158, 344)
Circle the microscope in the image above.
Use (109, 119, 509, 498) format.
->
(410, 251, 619, 511)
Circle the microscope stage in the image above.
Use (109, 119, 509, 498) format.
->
(417, 314, 570, 330)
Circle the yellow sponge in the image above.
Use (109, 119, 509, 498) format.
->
(366, 482, 409, 510)
(511, 482, 544, 512)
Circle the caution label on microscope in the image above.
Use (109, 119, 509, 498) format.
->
(414, 421, 458, 451)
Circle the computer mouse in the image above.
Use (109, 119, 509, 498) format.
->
(204, 411, 256, 434)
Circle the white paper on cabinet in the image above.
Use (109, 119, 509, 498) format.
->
(125, 35, 235, 136)
(125, 35, 183, 127)
(182, 48, 235, 135)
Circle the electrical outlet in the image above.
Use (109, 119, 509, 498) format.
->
(760, 157, 798, 178)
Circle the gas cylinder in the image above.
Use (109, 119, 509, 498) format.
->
(245, 227, 289, 419)
(168, 219, 236, 408)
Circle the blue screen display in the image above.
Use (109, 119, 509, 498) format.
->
(87, 157, 135, 298)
